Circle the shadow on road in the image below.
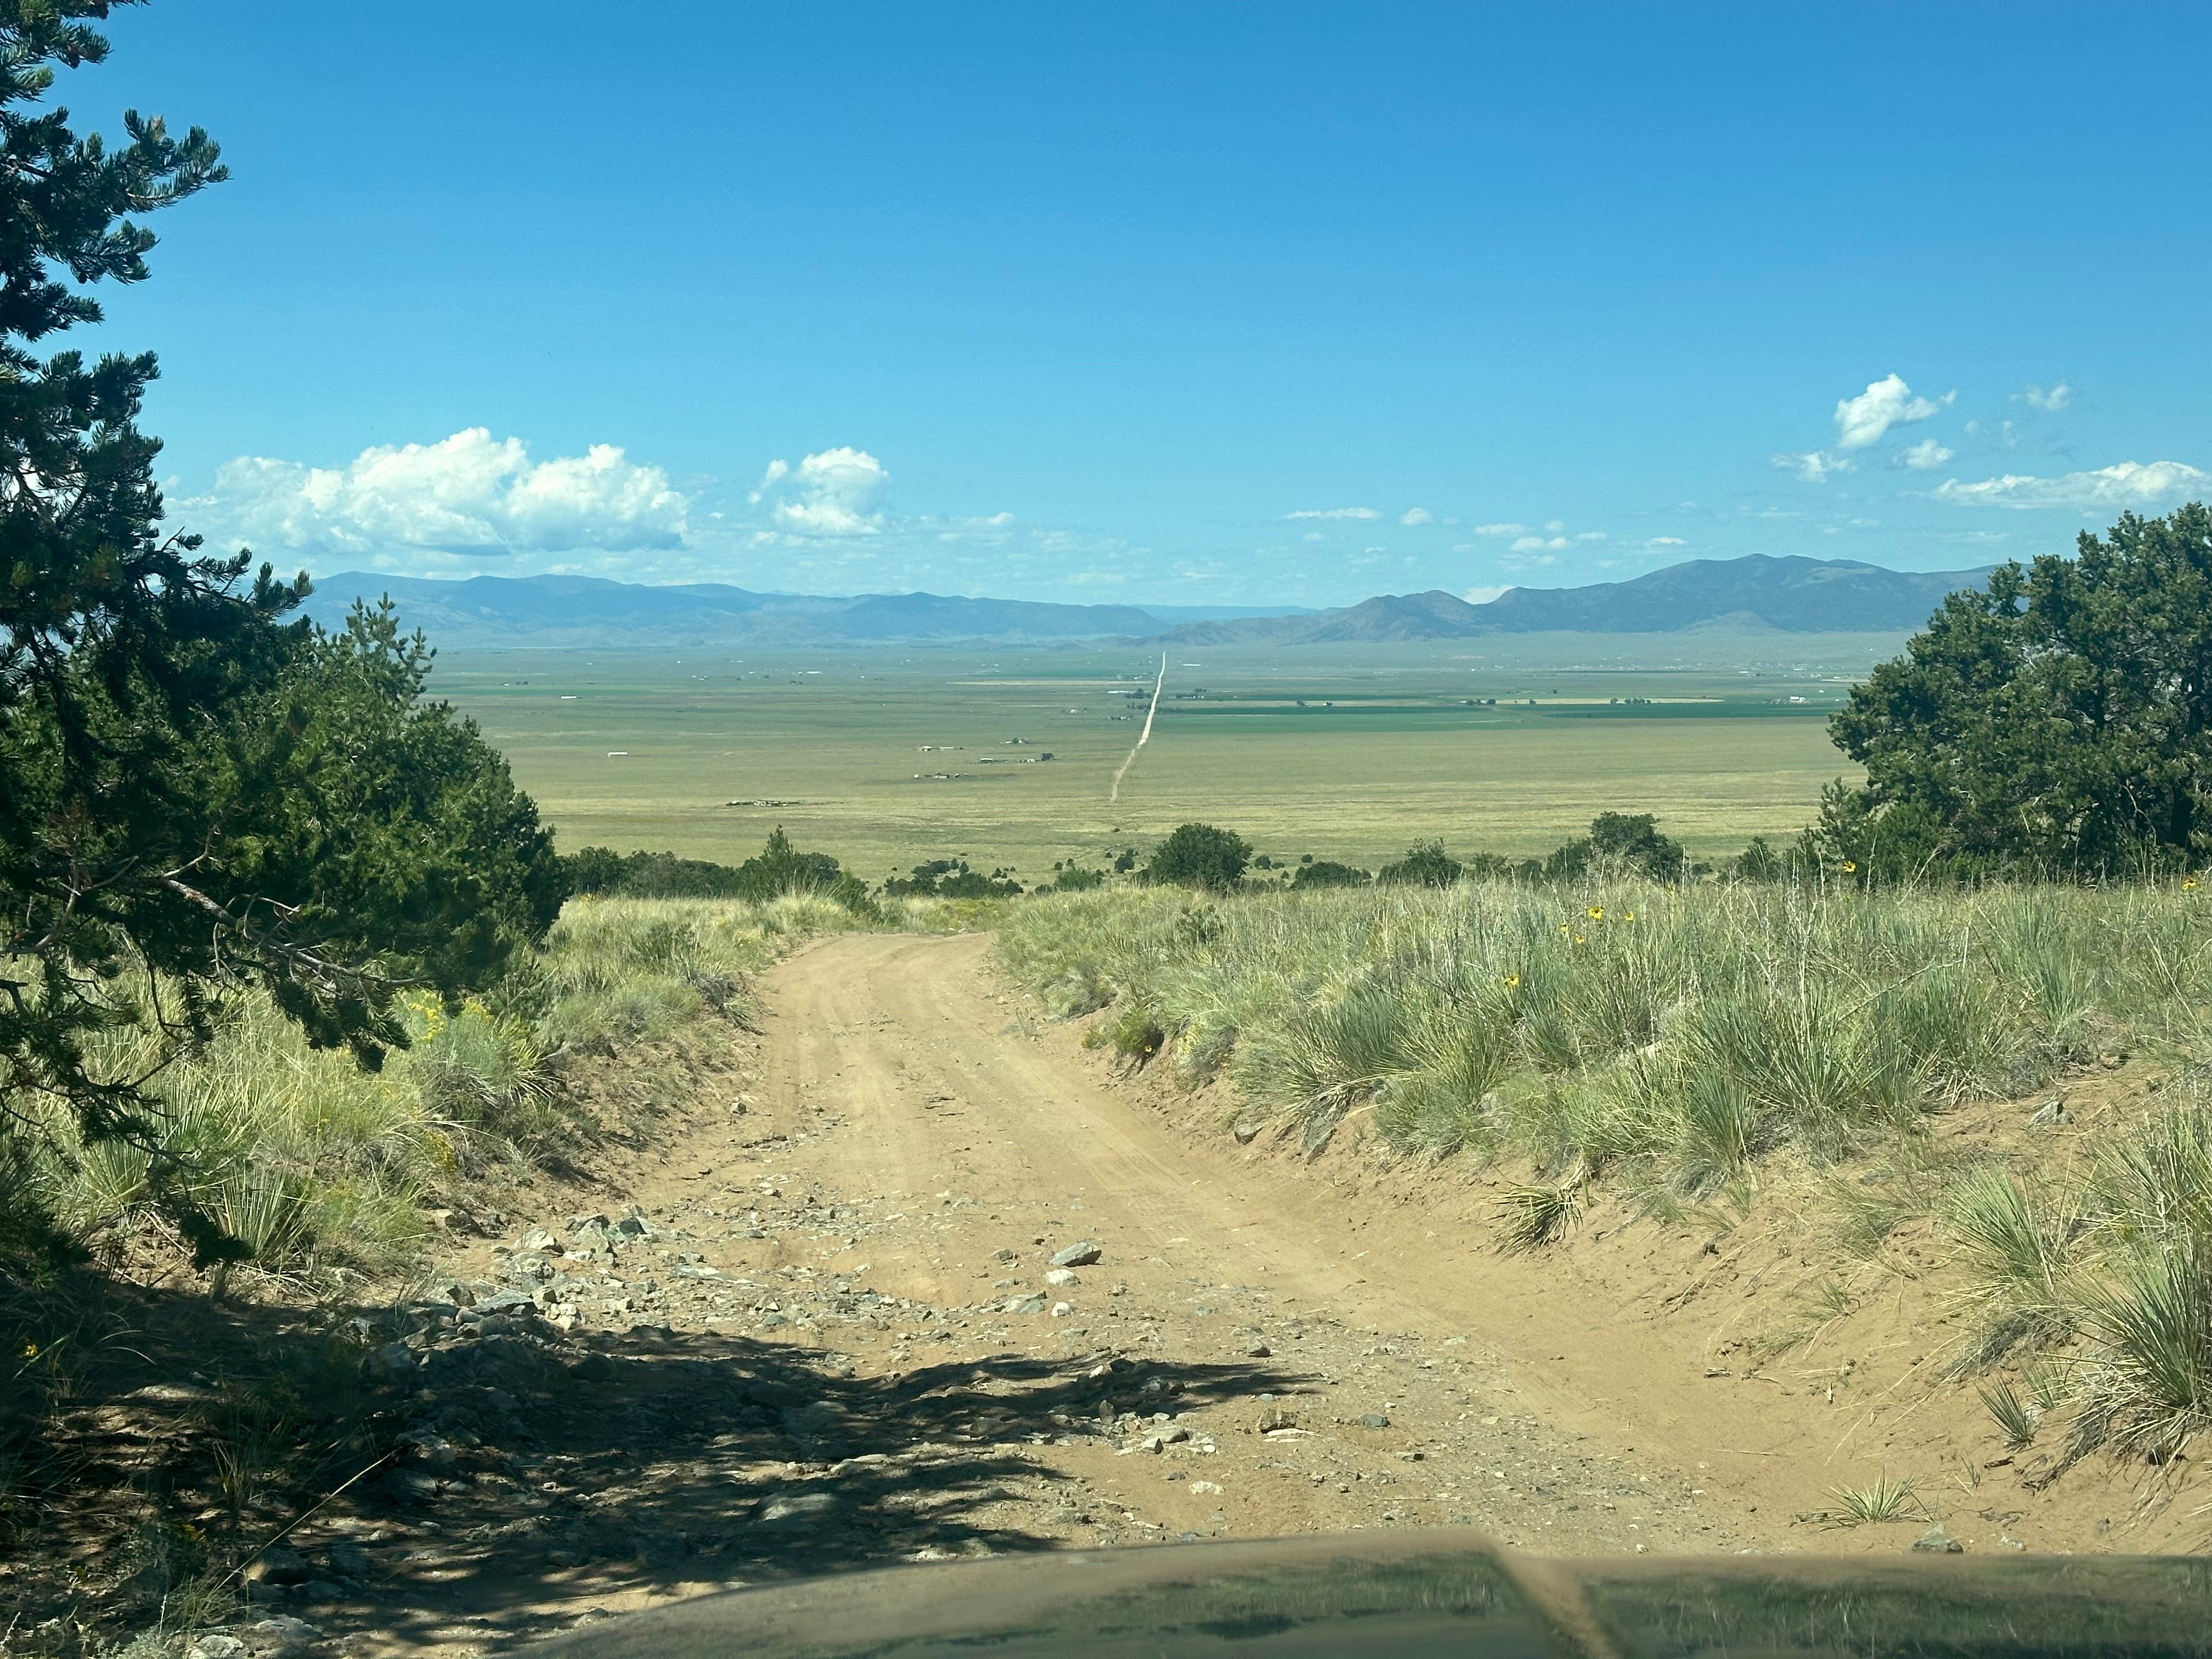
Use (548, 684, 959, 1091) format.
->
(1, 1271, 1306, 1653)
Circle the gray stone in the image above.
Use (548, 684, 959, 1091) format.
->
(397, 1430, 459, 1467)
(1245, 1343, 1271, 1358)
(464, 1288, 535, 1320)
(1911, 1523, 1965, 1554)
(1004, 1292, 1049, 1314)
(616, 1215, 649, 1237)
(241, 1616, 323, 1655)
(1045, 1268, 1080, 1287)
(521, 1227, 558, 1251)
(1258, 1406, 1297, 1432)
(569, 1212, 611, 1233)
(1361, 1412, 1391, 1429)
(365, 1342, 416, 1380)
(758, 1491, 839, 1525)
(297, 1581, 345, 1602)
(1232, 1122, 1261, 1145)
(242, 1544, 308, 1587)
(188, 1637, 247, 1659)
(1050, 1241, 1103, 1268)
(324, 1542, 376, 1579)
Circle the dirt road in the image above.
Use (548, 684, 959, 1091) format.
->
(256, 930, 2066, 1657)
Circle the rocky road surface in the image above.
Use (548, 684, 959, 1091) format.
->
(206, 934, 1776, 1659)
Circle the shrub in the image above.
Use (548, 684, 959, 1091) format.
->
(1146, 823, 1251, 891)
(1377, 841, 1463, 887)
(1291, 860, 1369, 890)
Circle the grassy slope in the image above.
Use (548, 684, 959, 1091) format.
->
(996, 877, 2212, 1484)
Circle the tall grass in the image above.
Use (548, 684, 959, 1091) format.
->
(1002, 878, 2212, 1186)
(14, 890, 917, 1280)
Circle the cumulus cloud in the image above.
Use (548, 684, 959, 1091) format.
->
(750, 446, 891, 537)
(1467, 522, 1525, 536)
(1772, 450, 1854, 483)
(1463, 584, 1510, 604)
(2017, 381, 2072, 412)
(1900, 438, 1954, 470)
(1511, 534, 1570, 552)
(1398, 507, 1434, 526)
(1646, 535, 1687, 548)
(1283, 506, 1381, 521)
(189, 428, 687, 557)
(1932, 459, 2211, 510)
(1833, 373, 1950, 449)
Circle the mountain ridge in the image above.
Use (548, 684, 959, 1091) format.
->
(300, 555, 1994, 649)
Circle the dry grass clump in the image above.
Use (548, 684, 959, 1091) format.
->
(1942, 1091, 2212, 1470)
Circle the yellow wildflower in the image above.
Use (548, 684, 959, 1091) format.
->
(1588, 905, 1604, 921)
(1841, 860, 1858, 874)
(1503, 973, 1521, 990)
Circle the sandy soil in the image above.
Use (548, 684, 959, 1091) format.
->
(209, 930, 2202, 1658)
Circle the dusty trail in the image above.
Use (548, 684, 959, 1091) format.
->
(251, 932, 2003, 1658)
(1107, 652, 1165, 802)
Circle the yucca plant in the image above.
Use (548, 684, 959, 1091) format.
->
(1979, 1380, 2039, 1449)
(1822, 1472, 1925, 1526)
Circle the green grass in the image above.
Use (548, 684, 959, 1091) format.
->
(422, 635, 1899, 878)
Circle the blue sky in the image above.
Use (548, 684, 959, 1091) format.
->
(74, 2, 2212, 605)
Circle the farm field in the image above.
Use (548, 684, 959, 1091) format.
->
(430, 631, 1903, 879)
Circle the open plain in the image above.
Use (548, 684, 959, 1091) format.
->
(430, 634, 1899, 876)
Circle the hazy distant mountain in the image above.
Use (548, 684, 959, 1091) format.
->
(300, 556, 1990, 650)
(1149, 556, 1996, 644)
(300, 572, 1312, 648)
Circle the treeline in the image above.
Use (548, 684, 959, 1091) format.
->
(563, 828, 875, 910)
(1130, 814, 1723, 895)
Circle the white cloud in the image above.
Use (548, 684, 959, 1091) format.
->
(189, 428, 687, 557)
(1398, 507, 1434, 526)
(750, 446, 891, 537)
(1833, 373, 1950, 449)
(1900, 438, 1954, 470)
(1462, 584, 1510, 604)
(1646, 535, 1687, 547)
(1773, 450, 1854, 483)
(1932, 459, 2211, 509)
(1467, 522, 1525, 537)
(2017, 381, 2072, 412)
(1573, 530, 1607, 543)
(1283, 506, 1381, 521)
(1511, 534, 1570, 552)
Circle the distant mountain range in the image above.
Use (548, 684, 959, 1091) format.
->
(301, 555, 1993, 650)
(299, 573, 1311, 648)
(1150, 555, 1995, 645)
